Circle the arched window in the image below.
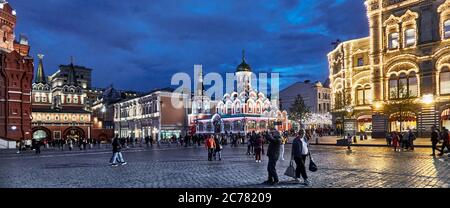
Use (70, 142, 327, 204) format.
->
(356, 86, 364, 106)
(389, 33, 399, 49)
(389, 72, 418, 99)
(256, 102, 261, 114)
(408, 72, 418, 97)
(389, 74, 398, 99)
(441, 67, 450, 94)
(404, 29, 416, 47)
(248, 101, 254, 113)
(234, 102, 241, 114)
(356, 86, 372, 106)
(398, 73, 408, 98)
(445, 20, 450, 39)
(364, 85, 372, 104)
(226, 102, 232, 114)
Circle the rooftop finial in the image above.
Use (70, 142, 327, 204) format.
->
(242, 49, 246, 61)
(70, 56, 74, 65)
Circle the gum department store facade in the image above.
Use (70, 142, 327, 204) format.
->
(329, 0, 450, 137)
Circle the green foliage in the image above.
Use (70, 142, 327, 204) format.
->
(383, 82, 420, 132)
(289, 95, 311, 127)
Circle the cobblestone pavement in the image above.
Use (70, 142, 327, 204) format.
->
(0, 145, 449, 188)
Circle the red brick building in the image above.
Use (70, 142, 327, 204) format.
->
(0, 1, 34, 144)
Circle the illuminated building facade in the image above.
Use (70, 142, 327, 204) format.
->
(91, 86, 141, 141)
(31, 55, 92, 142)
(329, 0, 450, 137)
(280, 80, 332, 129)
(0, 0, 34, 147)
(114, 88, 188, 140)
(191, 53, 289, 134)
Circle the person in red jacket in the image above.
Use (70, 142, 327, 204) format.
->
(392, 132, 399, 152)
(205, 135, 216, 161)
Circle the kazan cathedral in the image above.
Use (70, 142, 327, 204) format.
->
(190, 52, 289, 134)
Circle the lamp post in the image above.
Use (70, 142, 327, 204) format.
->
(422, 94, 436, 136)
(344, 106, 354, 136)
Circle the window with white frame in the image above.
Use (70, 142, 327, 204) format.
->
(357, 58, 364, 67)
(389, 33, 399, 49)
(408, 72, 418, 97)
(441, 68, 450, 94)
(356, 86, 372, 106)
(389, 72, 418, 99)
(404, 29, 416, 47)
(389, 75, 398, 99)
(445, 20, 450, 39)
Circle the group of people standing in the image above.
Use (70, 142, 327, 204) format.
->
(201, 129, 315, 186)
(385, 129, 417, 152)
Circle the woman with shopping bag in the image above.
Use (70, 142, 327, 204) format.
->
(290, 130, 311, 186)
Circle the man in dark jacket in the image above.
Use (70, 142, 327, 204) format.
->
(264, 129, 281, 185)
(431, 126, 441, 156)
(439, 127, 450, 157)
(110, 135, 127, 166)
(292, 130, 310, 185)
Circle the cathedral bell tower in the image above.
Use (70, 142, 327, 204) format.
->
(236, 50, 253, 93)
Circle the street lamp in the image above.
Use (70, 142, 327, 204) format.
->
(344, 106, 354, 135)
(422, 94, 434, 105)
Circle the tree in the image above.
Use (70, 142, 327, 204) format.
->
(383, 83, 420, 132)
(331, 89, 353, 135)
(289, 95, 311, 129)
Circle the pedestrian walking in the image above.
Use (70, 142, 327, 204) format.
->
(33, 139, 41, 155)
(385, 131, 392, 146)
(291, 130, 310, 185)
(205, 135, 216, 161)
(439, 127, 450, 157)
(254, 134, 264, 163)
(110, 135, 127, 166)
(214, 136, 222, 161)
(68, 139, 74, 151)
(247, 132, 255, 155)
(16, 139, 22, 154)
(431, 126, 441, 156)
(281, 134, 288, 161)
(264, 129, 281, 185)
(407, 128, 416, 151)
(346, 133, 352, 150)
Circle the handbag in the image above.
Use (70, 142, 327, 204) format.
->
(308, 153, 318, 172)
(284, 160, 296, 178)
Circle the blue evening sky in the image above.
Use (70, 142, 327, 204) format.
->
(13, 0, 368, 92)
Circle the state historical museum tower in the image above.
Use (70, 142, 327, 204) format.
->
(0, 0, 33, 141)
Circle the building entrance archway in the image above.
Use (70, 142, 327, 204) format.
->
(63, 127, 85, 142)
(389, 112, 417, 132)
(32, 127, 51, 141)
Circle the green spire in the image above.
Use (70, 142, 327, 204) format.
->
(34, 54, 47, 84)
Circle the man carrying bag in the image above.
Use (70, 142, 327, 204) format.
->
(290, 129, 312, 186)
